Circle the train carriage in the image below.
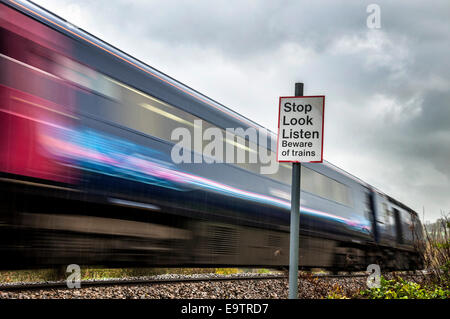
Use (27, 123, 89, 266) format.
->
(0, 0, 424, 271)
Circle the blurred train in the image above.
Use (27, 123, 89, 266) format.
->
(0, 0, 424, 271)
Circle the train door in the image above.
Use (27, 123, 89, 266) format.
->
(366, 190, 377, 242)
(382, 202, 396, 240)
(393, 208, 403, 244)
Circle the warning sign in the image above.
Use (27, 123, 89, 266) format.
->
(277, 96, 324, 163)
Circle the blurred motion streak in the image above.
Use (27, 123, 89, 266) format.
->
(0, 1, 424, 271)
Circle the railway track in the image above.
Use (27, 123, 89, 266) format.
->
(0, 274, 285, 291)
(0, 270, 425, 292)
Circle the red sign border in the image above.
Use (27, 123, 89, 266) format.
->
(276, 95, 325, 163)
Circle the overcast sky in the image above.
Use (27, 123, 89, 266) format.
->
(33, 0, 450, 222)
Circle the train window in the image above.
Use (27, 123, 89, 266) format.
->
(140, 102, 194, 127)
(364, 192, 373, 221)
(224, 133, 258, 166)
(276, 163, 293, 184)
(401, 210, 412, 226)
(316, 171, 334, 199)
(301, 166, 352, 207)
(382, 203, 390, 224)
(301, 166, 317, 194)
(105, 75, 261, 173)
(105, 78, 196, 145)
(265, 162, 352, 206)
(332, 181, 350, 205)
(54, 55, 118, 99)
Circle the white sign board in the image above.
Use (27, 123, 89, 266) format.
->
(277, 96, 325, 163)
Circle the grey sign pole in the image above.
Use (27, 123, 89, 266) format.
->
(288, 82, 303, 299)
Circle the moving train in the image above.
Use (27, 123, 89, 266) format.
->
(0, 0, 424, 271)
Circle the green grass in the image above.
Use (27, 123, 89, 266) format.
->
(0, 269, 64, 283)
(358, 276, 449, 299)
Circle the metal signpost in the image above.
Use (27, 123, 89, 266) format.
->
(276, 83, 325, 299)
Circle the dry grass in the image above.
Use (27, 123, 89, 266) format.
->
(420, 214, 450, 287)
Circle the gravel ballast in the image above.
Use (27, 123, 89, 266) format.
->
(0, 273, 427, 299)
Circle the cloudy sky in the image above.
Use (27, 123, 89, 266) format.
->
(33, 0, 449, 222)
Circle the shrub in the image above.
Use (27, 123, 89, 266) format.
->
(421, 214, 450, 287)
(326, 284, 350, 299)
(359, 276, 449, 299)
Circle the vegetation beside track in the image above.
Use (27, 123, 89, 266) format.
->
(329, 214, 450, 299)
(357, 276, 449, 299)
(0, 267, 257, 283)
